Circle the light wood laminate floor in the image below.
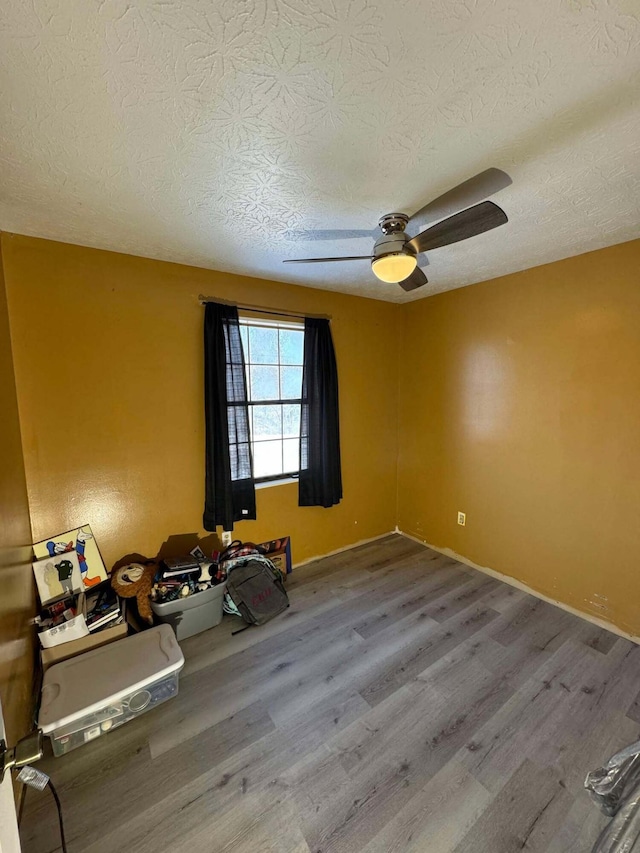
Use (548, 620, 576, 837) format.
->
(21, 535, 640, 853)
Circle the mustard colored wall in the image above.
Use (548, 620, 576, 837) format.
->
(6, 229, 640, 640)
(2, 233, 398, 571)
(398, 238, 640, 635)
(0, 237, 34, 744)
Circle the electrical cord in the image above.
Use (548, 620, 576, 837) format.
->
(17, 767, 68, 853)
(48, 780, 68, 853)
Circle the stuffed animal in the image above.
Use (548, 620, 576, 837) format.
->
(111, 562, 157, 624)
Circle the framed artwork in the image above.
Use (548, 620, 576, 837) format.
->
(33, 524, 108, 590)
(258, 536, 292, 577)
(33, 551, 84, 605)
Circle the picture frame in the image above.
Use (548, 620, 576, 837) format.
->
(258, 536, 292, 577)
(33, 551, 84, 605)
(33, 524, 108, 590)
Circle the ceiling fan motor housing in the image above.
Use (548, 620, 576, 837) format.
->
(371, 223, 418, 283)
(373, 231, 413, 259)
(378, 212, 409, 235)
(375, 213, 416, 262)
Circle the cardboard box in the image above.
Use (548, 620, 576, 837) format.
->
(259, 537, 292, 578)
(40, 598, 128, 671)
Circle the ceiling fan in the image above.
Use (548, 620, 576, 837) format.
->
(283, 168, 512, 292)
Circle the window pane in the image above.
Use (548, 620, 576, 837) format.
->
(282, 403, 300, 438)
(250, 365, 279, 401)
(252, 405, 282, 441)
(242, 322, 304, 479)
(228, 441, 252, 480)
(253, 439, 283, 478)
(281, 366, 302, 399)
(283, 438, 299, 473)
(239, 323, 249, 357)
(279, 329, 304, 365)
(249, 326, 278, 364)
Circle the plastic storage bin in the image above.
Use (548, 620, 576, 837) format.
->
(151, 581, 226, 640)
(39, 624, 184, 756)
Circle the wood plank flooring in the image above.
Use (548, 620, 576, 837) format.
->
(20, 535, 640, 853)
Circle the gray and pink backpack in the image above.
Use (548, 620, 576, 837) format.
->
(219, 541, 289, 628)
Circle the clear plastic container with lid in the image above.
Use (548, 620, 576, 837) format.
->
(39, 624, 184, 756)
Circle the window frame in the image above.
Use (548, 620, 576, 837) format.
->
(237, 314, 304, 484)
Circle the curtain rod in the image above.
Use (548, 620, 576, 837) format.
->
(198, 295, 331, 321)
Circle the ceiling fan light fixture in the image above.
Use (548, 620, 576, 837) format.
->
(371, 252, 417, 283)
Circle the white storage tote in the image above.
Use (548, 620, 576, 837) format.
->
(39, 624, 184, 756)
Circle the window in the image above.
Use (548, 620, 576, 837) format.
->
(203, 302, 341, 531)
(238, 316, 304, 482)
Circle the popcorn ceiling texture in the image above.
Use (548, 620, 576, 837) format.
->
(0, 0, 639, 302)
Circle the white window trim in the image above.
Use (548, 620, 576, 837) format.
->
(254, 476, 298, 490)
(239, 315, 303, 331)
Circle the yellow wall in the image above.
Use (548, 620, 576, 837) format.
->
(398, 238, 640, 635)
(2, 233, 398, 571)
(5, 229, 640, 639)
(0, 238, 34, 743)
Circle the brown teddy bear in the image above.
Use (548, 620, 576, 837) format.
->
(111, 562, 157, 625)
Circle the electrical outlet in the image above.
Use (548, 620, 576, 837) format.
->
(221, 530, 233, 547)
(457, 511, 466, 526)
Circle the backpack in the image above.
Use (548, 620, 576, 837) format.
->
(215, 540, 266, 583)
(225, 555, 289, 628)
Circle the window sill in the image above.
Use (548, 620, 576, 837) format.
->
(255, 477, 298, 490)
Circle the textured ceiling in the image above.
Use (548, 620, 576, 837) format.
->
(1, 1, 639, 303)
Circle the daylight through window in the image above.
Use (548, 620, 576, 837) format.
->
(238, 317, 304, 481)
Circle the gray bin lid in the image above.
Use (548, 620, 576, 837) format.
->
(39, 624, 184, 733)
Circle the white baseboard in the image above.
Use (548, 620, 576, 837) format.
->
(293, 531, 396, 571)
(396, 527, 640, 646)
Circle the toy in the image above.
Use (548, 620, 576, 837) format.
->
(43, 562, 64, 600)
(54, 558, 76, 595)
(111, 562, 157, 624)
(34, 525, 108, 589)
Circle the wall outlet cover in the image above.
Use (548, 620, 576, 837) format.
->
(457, 512, 466, 526)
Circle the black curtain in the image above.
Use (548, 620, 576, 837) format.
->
(299, 317, 343, 507)
(203, 302, 256, 531)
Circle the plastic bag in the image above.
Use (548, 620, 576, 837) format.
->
(592, 783, 640, 852)
(586, 741, 640, 817)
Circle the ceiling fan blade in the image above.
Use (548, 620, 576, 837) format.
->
(407, 201, 508, 255)
(408, 168, 512, 231)
(284, 228, 375, 242)
(283, 255, 373, 264)
(398, 267, 428, 292)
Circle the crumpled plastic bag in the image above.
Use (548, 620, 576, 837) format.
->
(586, 740, 640, 817)
(591, 783, 640, 853)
